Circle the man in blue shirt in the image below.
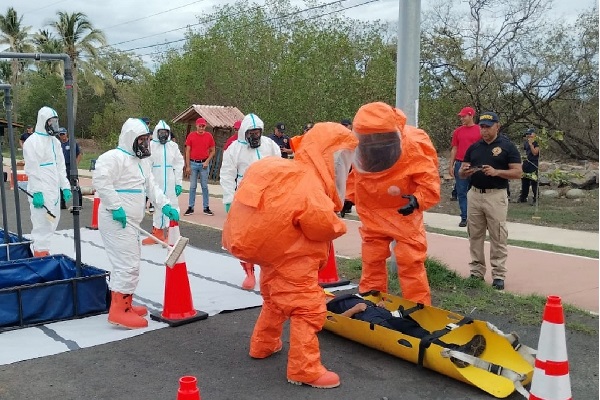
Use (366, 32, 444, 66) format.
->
(268, 122, 292, 158)
(58, 127, 82, 209)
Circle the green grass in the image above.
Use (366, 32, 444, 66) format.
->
(426, 226, 599, 259)
(79, 152, 100, 172)
(336, 256, 598, 334)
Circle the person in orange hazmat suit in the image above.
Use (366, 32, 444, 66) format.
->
(222, 122, 357, 389)
(352, 102, 440, 305)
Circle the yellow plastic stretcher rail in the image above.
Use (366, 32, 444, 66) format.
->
(323, 292, 535, 399)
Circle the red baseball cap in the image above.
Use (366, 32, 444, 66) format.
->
(458, 107, 475, 117)
(196, 117, 207, 126)
(233, 120, 242, 130)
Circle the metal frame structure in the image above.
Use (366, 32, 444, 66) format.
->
(0, 52, 82, 275)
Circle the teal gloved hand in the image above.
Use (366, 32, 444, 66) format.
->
(162, 204, 180, 222)
(224, 203, 231, 213)
(62, 189, 72, 202)
(32, 192, 45, 208)
(175, 185, 182, 196)
(112, 207, 127, 228)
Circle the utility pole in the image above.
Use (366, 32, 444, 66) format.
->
(395, 0, 421, 127)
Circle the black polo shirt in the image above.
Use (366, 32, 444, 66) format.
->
(268, 133, 291, 158)
(464, 135, 521, 189)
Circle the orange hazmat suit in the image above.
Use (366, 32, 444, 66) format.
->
(222, 122, 357, 385)
(352, 102, 440, 305)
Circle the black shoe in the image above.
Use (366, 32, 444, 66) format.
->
(492, 279, 505, 290)
(459, 219, 467, 227)
(203, 207, 214, 216)
(358, 290, 381, 297)
(451, 335, 486, 368)
(450, 196, 458, 201)
(184, 207, 194, 216)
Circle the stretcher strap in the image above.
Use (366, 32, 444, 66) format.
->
(416, 317, 473, 367)
(440, 348, 530, 399)
(485, 322, 537, 365)
(397, 303, 424, 318)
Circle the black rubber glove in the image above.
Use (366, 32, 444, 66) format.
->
(398, 195, 419, 216)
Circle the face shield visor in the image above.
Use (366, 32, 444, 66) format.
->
(245, 128, 262, 148)
(45, 117, 60, 136)
(157, 129, 170, 144)
(333, 149, 354, 204)
(353, 131, 401, 173)
(133, 134, 151, 159)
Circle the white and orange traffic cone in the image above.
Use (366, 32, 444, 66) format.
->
(149, 220, 208, 327)
(87, 192, 100, 230)
(528, 295, 572, 400)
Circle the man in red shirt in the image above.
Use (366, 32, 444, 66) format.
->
(184, 117, 216, 216)
(223, 120, 242, 152)
(449, 107, 481, 227)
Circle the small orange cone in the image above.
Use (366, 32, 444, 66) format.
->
(177, 376, 201, 400)
(318, 242, 350, 288)
(87, 192, 100, 230)
(150, 220, 208, 327)
(528, 295, 572, 400)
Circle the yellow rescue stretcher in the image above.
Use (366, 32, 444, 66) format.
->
(323, 291, 536, 398)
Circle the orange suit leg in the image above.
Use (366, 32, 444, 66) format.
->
(286, 302, 327, 382)
(249, 299, 287, 359)
(393, 235, 431, 305)
(358, 228, 392, 294)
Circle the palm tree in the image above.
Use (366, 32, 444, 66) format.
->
(50, 11, 108, 119)
(33, 29, 64, 76)
(0, 7, 34, 121)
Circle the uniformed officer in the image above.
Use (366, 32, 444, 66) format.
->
(268, 122, 292, 158)
(458, 111, 522, 291)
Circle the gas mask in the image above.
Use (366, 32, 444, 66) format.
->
(157, 129, 170, 144)
(245, 128, 262, 149)
(45, 117, 60, 136)
(354, 131, 401, 173)
(133, 134, 151, 159)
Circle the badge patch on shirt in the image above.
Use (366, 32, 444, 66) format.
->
(492, 146, 502, 156)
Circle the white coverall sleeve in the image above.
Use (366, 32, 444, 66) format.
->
(93, 153, 124, 211)
(54, 139, 70, 190)
(171, 143, 184, 186)
(220, 146, 238, 205)
(23, 140, 41, 193)
(145, 166, 170, 209)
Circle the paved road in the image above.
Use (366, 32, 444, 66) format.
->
(0, 186, 597, 400)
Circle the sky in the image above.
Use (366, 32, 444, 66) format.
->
(7, 0, 598, 65)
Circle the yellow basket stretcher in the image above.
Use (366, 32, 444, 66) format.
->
(323, 292, 536, 398)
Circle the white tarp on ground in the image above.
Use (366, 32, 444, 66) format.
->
(0, 228, 354, 365)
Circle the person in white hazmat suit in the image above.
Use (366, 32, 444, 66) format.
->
(23, 106, 72, 257)
(142, 120, 184, 245)
(93, 118, 180, 329)
(220, 113, 281, 290)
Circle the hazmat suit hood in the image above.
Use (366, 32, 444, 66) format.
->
(118, 118, 151, 155)
(152, 119, 171, 142)
(353, 102, 404, 173)
(238, 113, 264, 143)
(294, 122, 358, 211)
(34, 106, 59, 135)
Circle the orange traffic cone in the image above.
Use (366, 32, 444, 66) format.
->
(150, 220, 208, 327)
(87, 192, 100, 230)
(528, 295, 572, 400)
(177, 376, 201, 400)
(318, 242, 350, 288)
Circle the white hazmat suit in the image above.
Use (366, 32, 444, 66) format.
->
(220, 113, 281, 205)
(23, 106, 70, 255)
(219, 113, 281, 290)
(144, 120, 184, 242)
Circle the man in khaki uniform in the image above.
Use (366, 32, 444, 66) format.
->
(458, 112, 522, 291)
